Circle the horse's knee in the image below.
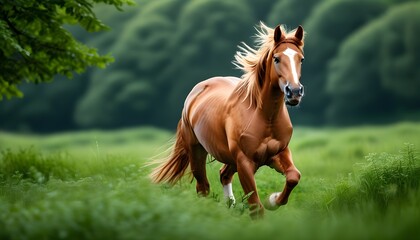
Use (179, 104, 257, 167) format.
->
(219, 164, 235, 185)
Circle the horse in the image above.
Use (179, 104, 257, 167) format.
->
(150, 22, 305, 218)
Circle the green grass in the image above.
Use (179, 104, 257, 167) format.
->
(0, 122, 419, 239)
(0, 126, 172, 159)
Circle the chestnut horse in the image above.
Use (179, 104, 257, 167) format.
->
(151, 23, 305, 218)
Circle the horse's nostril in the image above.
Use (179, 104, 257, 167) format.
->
(299, 86, 304, 96)
(285, 85, 292, 98)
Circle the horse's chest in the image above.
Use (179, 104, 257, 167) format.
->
(239, 134, 287, 163)
(256, 138, 282, 161)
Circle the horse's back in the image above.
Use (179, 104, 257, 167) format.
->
(187, 76, 240, 100)
(184, 77, 240, 120)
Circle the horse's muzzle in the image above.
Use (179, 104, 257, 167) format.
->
(285, 85, 304, 106)
(285, 85, 304, 98)
(285, 98, 300, 106)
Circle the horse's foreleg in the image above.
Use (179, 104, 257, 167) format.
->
(266, 147, 300, 209)
(220, 164, 237, 206)
(236, 153, 264, 219)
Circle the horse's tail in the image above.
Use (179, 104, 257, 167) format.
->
(150, 119, 191, 184)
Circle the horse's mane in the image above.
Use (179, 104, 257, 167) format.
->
(233, 22, 305, 108)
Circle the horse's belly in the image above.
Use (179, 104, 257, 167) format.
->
(193, 117, 234, 164)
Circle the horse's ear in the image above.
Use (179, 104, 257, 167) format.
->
(274, 25, 284, 43)
(295, 25, 304, 42)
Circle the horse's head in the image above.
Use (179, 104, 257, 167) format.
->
(270, 25, 305, 106)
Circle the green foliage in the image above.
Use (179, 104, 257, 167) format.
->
(297, 0, 387, 125)
(267, 0, 322, 27)
(360, 147, 419, 206)
(75, 0, 254, 128)
(0, 76, 86, 132)
(0, 0, 134, 100)
(0, 147, 77, 184)
(379, 4, 420, 101)
(326, 144, 419, 210)
(327, 1, 420, 124)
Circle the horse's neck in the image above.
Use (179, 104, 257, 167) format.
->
(257, 56, 287, 123)
(259, 79, 287, 123)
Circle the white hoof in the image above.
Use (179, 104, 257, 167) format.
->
(264, 192, 281, 210)
(225, 196, 236, 207)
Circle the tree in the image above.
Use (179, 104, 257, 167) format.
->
(75, 0, 185, 129)
(0, 77, 86, 132)
(326, 1, 420, 125)
(161, 0, 254, 127)
(0, 0, 134, 100)
(75, 0, 254, 129)
(296, 0, 387, 125)
(243, 0, 274, 24)
(266, 0, 323, 27)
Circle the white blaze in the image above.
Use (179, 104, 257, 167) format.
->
(283, 48, 299, 85)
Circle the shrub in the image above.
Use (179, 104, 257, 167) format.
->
(326, 144, 419, 210)
(0, 147, 77, 184)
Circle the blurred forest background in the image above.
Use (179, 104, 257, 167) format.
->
(1, 0, 419, 133)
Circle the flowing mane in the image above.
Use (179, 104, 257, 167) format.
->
(233, 22, 305, 108)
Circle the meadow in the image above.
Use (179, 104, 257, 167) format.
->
(0, 122, 419, 240)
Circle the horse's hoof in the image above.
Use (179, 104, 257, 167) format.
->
(225, 196, 236, 208)
(263, 192, 281, 211)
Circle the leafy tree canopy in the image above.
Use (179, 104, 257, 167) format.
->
(267, 0, 322, 27)
(0, 0, 134, 100)
(326, 1, 420, 124)
(75, 0, 254, 129)
(296, 0, 387, 124)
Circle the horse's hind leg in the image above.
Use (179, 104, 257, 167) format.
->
(220, 164, 236, 205)
(190, 145, 210, 196)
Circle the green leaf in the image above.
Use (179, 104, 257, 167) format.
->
(0, 0, 133, 100)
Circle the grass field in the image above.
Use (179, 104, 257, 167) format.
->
(0, 123, 419, 239)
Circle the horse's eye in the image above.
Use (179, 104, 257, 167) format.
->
(273, 57, 279, 64)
